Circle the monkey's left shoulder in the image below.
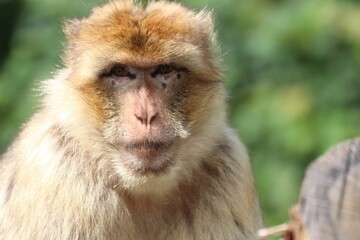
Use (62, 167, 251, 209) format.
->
(214, 126, 252, 167)
(192, 128, 262, 239)
(199, 126, 256, 191)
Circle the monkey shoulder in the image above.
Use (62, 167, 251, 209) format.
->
(189, 127, 262, 239)
(207, 126, 252, 177)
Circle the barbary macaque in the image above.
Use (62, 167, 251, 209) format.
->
(0, 1, 262, 239)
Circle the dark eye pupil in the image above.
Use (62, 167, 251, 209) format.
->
(158, 64, 173, 74)
(111, 66, 126, 77)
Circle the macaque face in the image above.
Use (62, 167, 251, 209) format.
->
(64, 2, 222, 176)
(100, 63, 190, 174)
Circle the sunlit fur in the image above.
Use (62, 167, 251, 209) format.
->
(0, 1, 262, 239)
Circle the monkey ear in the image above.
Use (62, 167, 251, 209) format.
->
(195, 9, 223, 78)
(196, 9, 218, 49)
(62, 19, 82, 66)
(196, 9, 221, 58)
(196, 9, 215, 35)
(63, 19, 82, 41)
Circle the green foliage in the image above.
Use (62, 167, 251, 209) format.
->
(1, 0, 360, 227)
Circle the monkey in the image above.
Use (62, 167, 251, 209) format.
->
(0, 1, 262, 239)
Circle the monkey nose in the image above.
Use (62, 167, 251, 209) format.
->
(134, 111, 159, 127)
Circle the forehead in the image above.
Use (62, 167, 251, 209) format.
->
(78, 2, 203, 67)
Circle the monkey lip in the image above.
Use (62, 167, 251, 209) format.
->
(124, 140, 174, 160)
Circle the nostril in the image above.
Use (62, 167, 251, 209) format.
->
(134, 111, 159, 126)
(135, 114, 145, 125)
(148, 112, 158, 126)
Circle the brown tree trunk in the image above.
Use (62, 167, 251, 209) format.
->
(259, 138, 360, 240)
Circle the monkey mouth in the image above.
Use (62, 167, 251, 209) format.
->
(122, 140, 175, 174)
(124, 140, 174, 160)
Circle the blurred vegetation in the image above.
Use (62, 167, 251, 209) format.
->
(1, 0, 360, 227)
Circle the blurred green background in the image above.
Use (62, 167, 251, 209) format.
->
(1, 0, 360, 228)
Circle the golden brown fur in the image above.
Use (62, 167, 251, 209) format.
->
(0, 1, 262, 239)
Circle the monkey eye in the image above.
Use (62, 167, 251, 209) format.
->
(109, 65, 131, 78)
(158, 64, 174, 74)
(152, 64, 174, 76)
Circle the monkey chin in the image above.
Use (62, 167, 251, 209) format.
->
(123, 141, 175, 175)
(111, 141, 182, 197)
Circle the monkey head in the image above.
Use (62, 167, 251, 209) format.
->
(48, 1, 226, 194)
